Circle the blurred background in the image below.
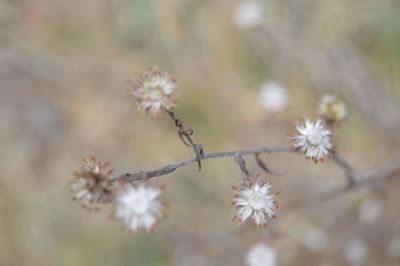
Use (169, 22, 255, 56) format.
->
(1, 0, 400, 265)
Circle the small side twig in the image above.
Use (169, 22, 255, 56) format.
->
(332, 152, 355, 186)
(254, 153, 282, 177)
(285, 154, 400, 210)
(163, 107, 204, 171)
(234, 154, 251, 178)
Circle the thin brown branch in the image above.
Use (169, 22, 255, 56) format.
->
(285, 154, 400, 209)
(332, 152, 355, 186)
(112, 146, 293, 182)
(111, 146, 358, 184)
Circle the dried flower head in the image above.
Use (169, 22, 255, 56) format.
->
(318, 94, 347, 126)
(246, 243, 276, 266)
(70, 156, 115, 210)
(290, 117, 333, 162)
(113, 183, 165, 232)
(131, 66, 178, 116)
(232, 176, 278, 227)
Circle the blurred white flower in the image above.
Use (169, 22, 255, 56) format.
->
(233, 1, 263, 29)
(344, 238, 368, 266)
(113, 183, 164, 232)
(246, 243, 276, 266)
(386, 236, 400, 258)
(304, 227, 329, 252)
(232, 176, 278, 226)
(131, 66, 178, 116)
(290, 117, 332, 162)
(70, 156, 115, 210)
(358, 197, 384, 224)
(319, 263, 333, 266)
(258, 81, 288, 113)
(318, 94, 347, 126)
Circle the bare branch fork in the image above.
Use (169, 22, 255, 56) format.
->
(112, 144, 400, 205)
(113, 146, 292, 182)
(112, 146, 354, 183)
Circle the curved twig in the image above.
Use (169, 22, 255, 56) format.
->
(111, 146, 293, 182)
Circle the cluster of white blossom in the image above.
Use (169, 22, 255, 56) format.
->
(70, 157, 165, 232)
(70, 68, 350, 247)
(66, 64, 399, 266)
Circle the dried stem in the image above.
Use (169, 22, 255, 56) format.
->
(111, 144, 400, 206)
(332, 152, 355, 186)
(254, 153, 282, 177)
(163, 107, 204, 171)
(112, 146, 358, 183)
(112, 146, 292, 182)
(234, 154, 251, 179)
(285, 154, 400, 209)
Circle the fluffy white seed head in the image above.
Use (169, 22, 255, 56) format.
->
(113, 183, 164, 232)
(258, 81, 288, 113)
(290, 117, 332, 162)
(246, 243, 276, 266)
(387, 236, 400, 258)
(131, 66, 178, 116)
(233, 176, 278, 226)
(344, 238, 368, 266)
(233, 1, 263, 29)
(358, 197, 384, 225)
(303, 227, 329, 252)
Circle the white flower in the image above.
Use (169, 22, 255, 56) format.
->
(358, 197, 384, 225)
(70, 156, 115, 210)
(344, 238, 368, 266)
(318, 94, 347, 126)
(258, 81, 288, 113)
(233, 176, 278, 226)
(387, 236, 400, 258)
(303, 227, 329, 252)
(113, 183, 164, 232)
(233, 1, 263, 29)
(131, 66, 178, 116)
(246, 243, 276, 266)
(290, 117, 332, 162)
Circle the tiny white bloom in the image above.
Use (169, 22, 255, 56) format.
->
(114, 183, 164, 232)
(387, 236, 400, 258)
(258, 81, 288, 113)
(344, 238, 368, 266)
(246, 243, 276, 266)
(233, 176, 278, 226)
(358, 197, 384, 225)
(291, 117, 332, 162)
(303, 227, 329, 252)
(131, 66, 178, 116)
(233, 1, 263, 29)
